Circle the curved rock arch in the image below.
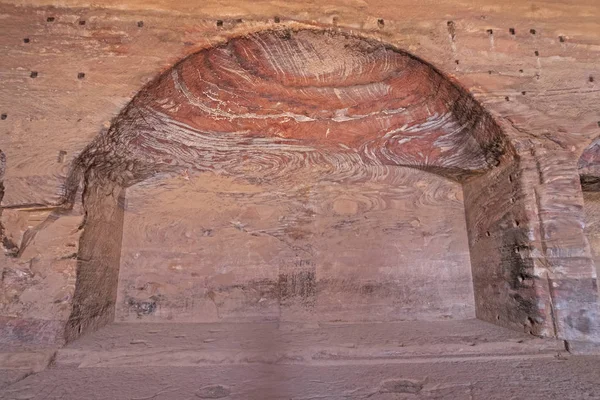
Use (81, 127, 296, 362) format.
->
(15, 28, 544, 342)
(66, 28, 512, 200)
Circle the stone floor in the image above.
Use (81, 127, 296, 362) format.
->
(1, 319, 600, 399)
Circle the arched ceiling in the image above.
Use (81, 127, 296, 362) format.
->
(88, 28, 508, 188)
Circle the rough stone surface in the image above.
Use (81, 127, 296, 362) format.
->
(1, 0, 600, 358)
(0, 320, 597, 400)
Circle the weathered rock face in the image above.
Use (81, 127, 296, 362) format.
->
(0, 1, 599, 350)
(579, 139, 600, 192)
(117, 168, 474, 323)
(68, 29, 503, 330)
(580, 141, 600, 296)
(67, 29, 506, 193)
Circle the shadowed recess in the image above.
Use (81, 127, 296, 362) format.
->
(579, 138, 600, 191)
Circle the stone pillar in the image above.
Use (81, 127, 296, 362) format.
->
(64, 180, 125, 342)
(464, 152, 553, 336)
(465, 137, 600, 343)
(532, 146, 600, 343)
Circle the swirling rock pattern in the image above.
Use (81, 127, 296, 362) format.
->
(64, 28, 505, 201)
(12, 28, 509, 335)
(100, 29, 500, 323)
(1, 2, 599, 350)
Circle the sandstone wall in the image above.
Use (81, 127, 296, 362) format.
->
(1, 0, 599, 347)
